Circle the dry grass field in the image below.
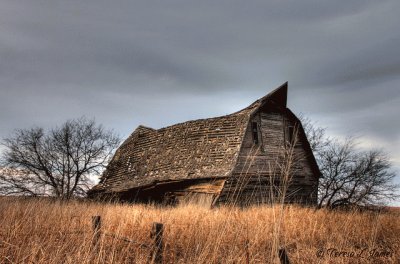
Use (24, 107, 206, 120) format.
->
(0, 197, 399, 264)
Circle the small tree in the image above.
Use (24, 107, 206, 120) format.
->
(300, 116, 399, 208)
(0, 117, 120, 199)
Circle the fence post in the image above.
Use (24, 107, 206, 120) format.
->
(92, 215, 102, 247)
(245, 239, 250, 264)
(278, 247, 290, 264)
(150, 222, 164, 264)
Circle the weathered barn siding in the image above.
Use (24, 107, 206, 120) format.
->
(216, 107, 318, 206)
(111, 178, 226, 206)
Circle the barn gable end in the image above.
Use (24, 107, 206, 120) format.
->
(217, 101, 319, 205)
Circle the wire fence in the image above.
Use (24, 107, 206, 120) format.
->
(103, 231, 151, 249)
(90, 216, 163, 263)
(90, 215, 290, 264)
(0, 215, 291, 264)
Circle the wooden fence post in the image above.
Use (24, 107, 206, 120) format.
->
(92, 215, 101, 247)
(278, 247, 290, 264)
(150, 222, 164, 264)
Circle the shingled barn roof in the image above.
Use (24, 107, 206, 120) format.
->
(92, 83, 290, 194)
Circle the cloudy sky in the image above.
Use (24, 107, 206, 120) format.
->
(1, 1, 399, 202)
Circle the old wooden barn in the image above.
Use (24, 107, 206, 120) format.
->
(89, 83, 320, 206)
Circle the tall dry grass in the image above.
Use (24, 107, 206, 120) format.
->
(0, 197, 399, 263)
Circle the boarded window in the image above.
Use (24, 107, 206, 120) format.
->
(252, 122, 259, 145)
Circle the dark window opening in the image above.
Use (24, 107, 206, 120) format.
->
(252, 122, 259, 145)
(287, 125, 295, 145)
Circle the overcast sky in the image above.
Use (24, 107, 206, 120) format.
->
(1, 1, 399, 203)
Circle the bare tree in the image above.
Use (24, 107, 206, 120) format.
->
(300, 116, 399, 208)
(0, 117, 120, 199)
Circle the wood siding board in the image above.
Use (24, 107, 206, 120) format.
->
(215, 106, 319, 206)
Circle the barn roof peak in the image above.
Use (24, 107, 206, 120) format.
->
(239, 82, 288, 114)
(260, 81, 288, 107)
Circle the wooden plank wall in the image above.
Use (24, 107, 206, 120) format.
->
(217, 110, 318, 206)
(118, 178, 226, 207)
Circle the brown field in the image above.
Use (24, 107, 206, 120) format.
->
(0, 197, 399, 264)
